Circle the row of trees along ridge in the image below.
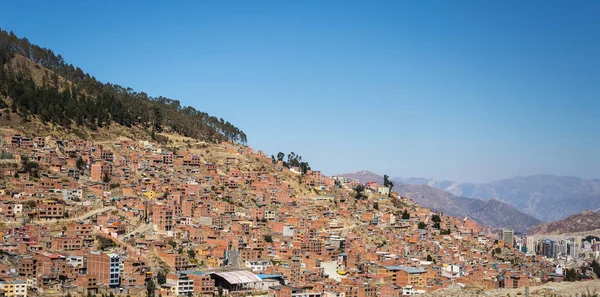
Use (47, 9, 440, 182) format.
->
(0, 28, 246, 144)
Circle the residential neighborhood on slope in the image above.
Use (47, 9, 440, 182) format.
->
(0, 132, 598, 297)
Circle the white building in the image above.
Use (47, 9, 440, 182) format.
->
(67, 255, 84, 268)
(265, 210, 277, 220)
(0, 203, 23, 216)
(166, 274, 194, 296)
(245, 260, 272, 272)
(63, 189, 83, 201)
(377, 187, 390, 195)
(402, 285, 415, 296)
(283, 225, 296, 237)
(526, 236, 536, 255)
(441, 264, 463, 279)
(12, 204, 23, 215)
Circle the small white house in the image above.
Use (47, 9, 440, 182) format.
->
(442, 264, 463, 279)
(283, 225, 296, 237)
(245, 260, 272, 272)
(12, 204, 23, 215)
(377, 187, 390, 195)
(63, 189, 83, 201)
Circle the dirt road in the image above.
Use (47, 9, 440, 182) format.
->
(420, 280, 600, 297)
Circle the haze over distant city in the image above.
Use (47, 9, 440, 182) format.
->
(3, 0, 598, 182)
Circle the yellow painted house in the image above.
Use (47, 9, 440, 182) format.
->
(0, 279, 27, 297)
(143, 190, 157, 200)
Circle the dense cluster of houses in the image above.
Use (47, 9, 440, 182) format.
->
(0, 133, 589, 297)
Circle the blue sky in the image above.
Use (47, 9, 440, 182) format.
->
(2, 0, 599, 182)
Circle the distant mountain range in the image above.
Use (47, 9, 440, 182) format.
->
(392, 174, 600, 223)
(339, 171, 541, 232)
(529, 209, 600, 235)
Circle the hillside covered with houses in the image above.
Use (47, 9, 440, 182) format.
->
(0, 131, 594, 297)
(0, 23, 598, 297)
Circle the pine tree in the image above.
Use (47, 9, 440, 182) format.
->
(146, 279, 156, 297)
(76, 156, 86, 170)
(402, 209, 410, 220)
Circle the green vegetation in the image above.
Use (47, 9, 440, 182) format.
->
(76, 156, 86, 170)
(96, 236, 116, 250)
(264, 235, 273, 243)
(271, 151, 311, 174)
(565, 268, 578, 281)
(25, 200, 36, 209)
(383, 175, 394, 197)
(156, 271, 167, 285)
(0, 28, 246, 144)
(146, 278, 156, 297)
(354, 184, 367, 200)
(402, 209, 410, 220)
(20, 155, 41, 178)
(187, 249, 196, 260)
(417, 222, 427, 229)
(585, 235, 600, 242)
(431, 214, 441, 229)
(592, 260, 600, 278)
(102, 173, 111, 183)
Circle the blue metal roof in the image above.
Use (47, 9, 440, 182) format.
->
(256, 274, 284, 279)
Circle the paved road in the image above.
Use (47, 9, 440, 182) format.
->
(121, 222, 152, 240)
(32, 206, 116, 225)
(96, 231, 150, 263)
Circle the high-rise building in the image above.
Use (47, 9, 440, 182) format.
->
(542, 240, 557, 258)
(568, 241, 579, 259)
(526, 236, 535, 254)
(501, 229, 514, 247)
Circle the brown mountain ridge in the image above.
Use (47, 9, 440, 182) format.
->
(528, 209, 600, 235)
(340, 170, 541, 232)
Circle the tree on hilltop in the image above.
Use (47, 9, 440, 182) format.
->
(354, 184, 367, 200)
(383, 175, 394, 197)
(276, 152, 285, 162)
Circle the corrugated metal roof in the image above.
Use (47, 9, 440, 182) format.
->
(256, 274, 284, 279)
(214, 270, 262, 284)
(384, 266, 425, 274)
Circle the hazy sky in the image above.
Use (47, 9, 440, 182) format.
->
(2, 0, 599, 182)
